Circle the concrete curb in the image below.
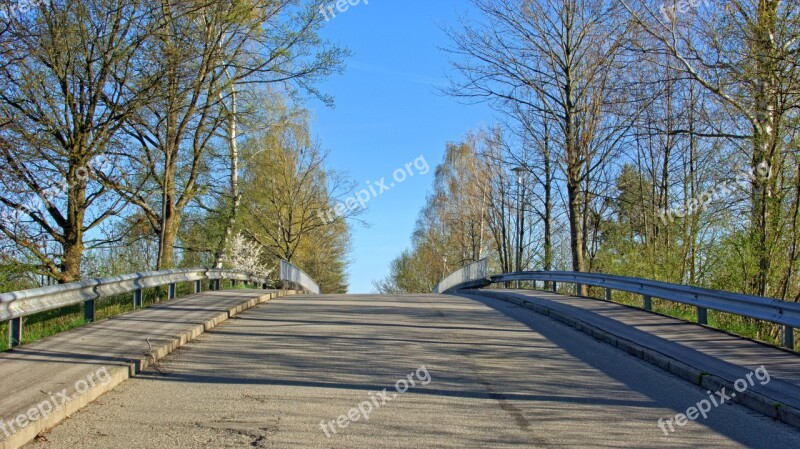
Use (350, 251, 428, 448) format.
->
(467, 289, 800, 431)
(0, 289, 297, 449)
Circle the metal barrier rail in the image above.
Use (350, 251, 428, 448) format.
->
(279, 260, 320, 294)
(434, 258, 490, 293)
(490, 271, 800, 349)
(0, 268, 271, 348)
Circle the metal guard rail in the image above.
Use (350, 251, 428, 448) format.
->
(434, 258, 490, 293)
(279, 260, 320, 294)
(490, 271, 800, 348)
(1, 268, 271, 348)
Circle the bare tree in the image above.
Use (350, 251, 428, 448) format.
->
(622, 0, 800, 296)
(446, 0, 633, 294)
(0, 0, 155, 282)
(102, 0, 346, 269)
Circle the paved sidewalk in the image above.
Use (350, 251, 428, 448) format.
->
(0, 289, 293, 449)
(467, 289, 800, 428)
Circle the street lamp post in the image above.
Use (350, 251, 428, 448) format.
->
(512, 166, 526, 289)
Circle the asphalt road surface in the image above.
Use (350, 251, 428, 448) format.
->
(27, 293, 800, 448)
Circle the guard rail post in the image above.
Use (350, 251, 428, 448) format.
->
(784, 326, 795, 349)
(697, 307, 708, 325)
(84, 299, 96, 323)
(643, 295, 652, 311)
(9, 317, 21, 348)
(134, 289, 143, 308)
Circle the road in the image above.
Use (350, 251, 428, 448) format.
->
(28, 293, 800, 448)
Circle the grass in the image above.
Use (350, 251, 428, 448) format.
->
(0, 279, 262, 352)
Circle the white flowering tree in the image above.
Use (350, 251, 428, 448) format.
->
(223, 233, 272, 278)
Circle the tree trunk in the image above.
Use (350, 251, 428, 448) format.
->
(158, 206, 180, 270)
(215, 80, 240, 268)
(59, 232, 84, 283)
(749, 0, 780, 297)
(59, 168, 88, 283)
(567, 164, 587, 286)
(565, 96, 587, 295)
(543, 133, 553, 273)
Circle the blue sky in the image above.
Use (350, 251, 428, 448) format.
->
(309, 0, 496, 293)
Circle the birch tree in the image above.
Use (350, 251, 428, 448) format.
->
(103, 0, 346, 269)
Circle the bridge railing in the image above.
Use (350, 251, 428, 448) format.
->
(491, 271, 800, 349)
(0, 268, 271, 349)
(279, 260, 320, 294)
(434, 258, 490, 293)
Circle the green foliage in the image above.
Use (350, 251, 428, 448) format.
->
(375, 250, 440, 294)
(377, 132, 497, 293)
(0, 256, 37, 293)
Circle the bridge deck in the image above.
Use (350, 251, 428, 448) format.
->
(22, 293, 800, 448)
(472, 289, 800, 413)
(0, 289, 291, 449)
